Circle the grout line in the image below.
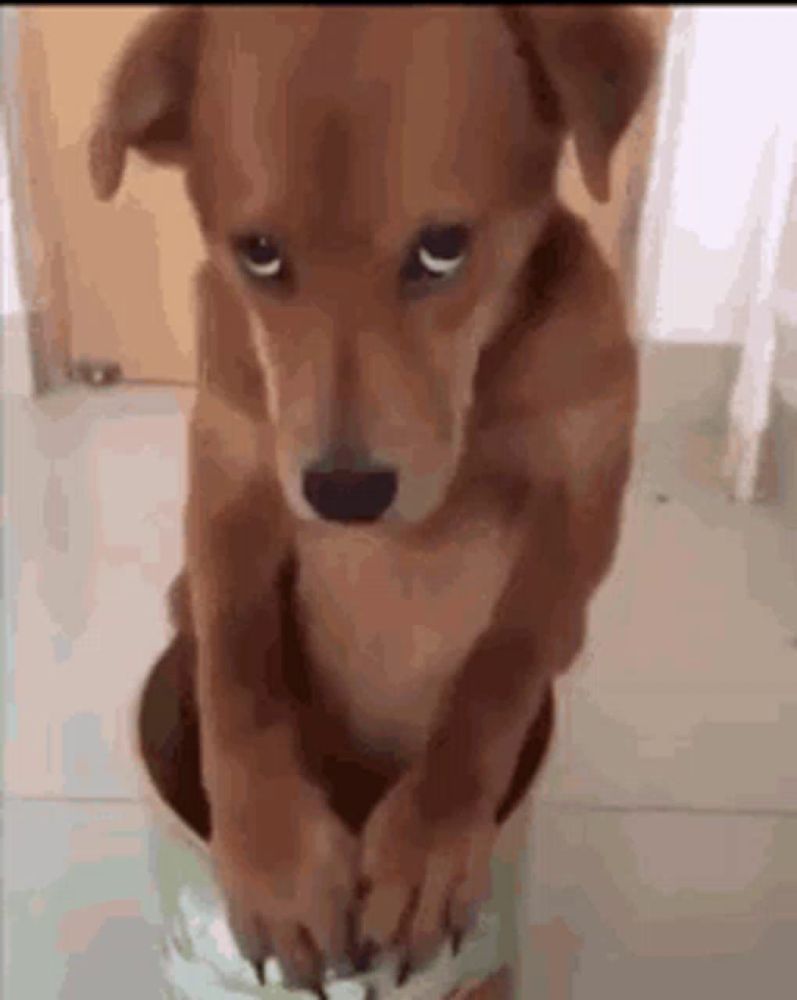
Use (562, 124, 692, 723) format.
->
(5, 793, 797, 821)
(541, 798, 797, 819)
(4, 794, 141, 806)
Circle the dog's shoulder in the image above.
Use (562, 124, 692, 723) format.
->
(471, 205, 637, 488)
(483, 205, 631, 399)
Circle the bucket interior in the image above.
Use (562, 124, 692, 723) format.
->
(138, 633, 211, 841)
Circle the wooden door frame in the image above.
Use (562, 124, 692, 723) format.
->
(3, 6, 74, 395)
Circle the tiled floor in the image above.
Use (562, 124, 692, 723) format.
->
(3, 369, 797, 998)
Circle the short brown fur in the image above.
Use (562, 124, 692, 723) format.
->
(91, 6, 655, 993)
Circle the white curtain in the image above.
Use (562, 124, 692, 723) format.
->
(637, 7, 797, 501)
(1, 111, 23, 318)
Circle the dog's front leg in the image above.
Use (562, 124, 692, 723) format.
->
(357, 447, 632, 980)
(187, 461, 357, 992)
(356, 608, 575, 983)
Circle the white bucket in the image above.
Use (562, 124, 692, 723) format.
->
(132, 636, 546, 998)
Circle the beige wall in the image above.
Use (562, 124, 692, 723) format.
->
(16, 6, 669, 384)
(17, 6, 201, 383)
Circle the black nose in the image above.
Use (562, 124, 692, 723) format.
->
(302, 462, 398, 523)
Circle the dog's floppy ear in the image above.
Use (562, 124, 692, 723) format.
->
(88, 7, 201, 201)
(505, 6, 656, 203)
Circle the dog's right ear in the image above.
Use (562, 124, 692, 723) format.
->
(502, 6, 656, 204)
(88, 7, 201, 201)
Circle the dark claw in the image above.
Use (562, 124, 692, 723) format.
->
(279, 958, 327, 998)
(451, 927, 464, 956)
(396, 958, 413, 988)
(353, 938, 379, 974)
(230, 915, 271, 989)
(344, 907, 363, 971)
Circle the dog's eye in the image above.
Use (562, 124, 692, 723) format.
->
(236, 235, 285, 280)
(403, 225, 470, 286)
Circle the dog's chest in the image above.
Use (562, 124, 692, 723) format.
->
(295, 514, 519, 762)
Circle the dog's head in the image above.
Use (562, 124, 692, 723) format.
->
(89, 6, 653, 526)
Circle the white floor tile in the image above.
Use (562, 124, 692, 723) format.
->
(5, 388, 191, 799)
(553, 685, 797, 811)
(549, 415, 797, 812)
(521, 806, 797, 999)
(3, 798, 163, 999)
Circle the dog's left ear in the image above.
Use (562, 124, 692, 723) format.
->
(88, 7, 201, 201)
(504, 6, 656, 203)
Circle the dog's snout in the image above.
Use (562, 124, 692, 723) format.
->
(302, 459, 398, 523)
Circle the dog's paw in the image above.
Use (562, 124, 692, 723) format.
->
(211, 781, 357, 993)
(355, 771, 496, 984)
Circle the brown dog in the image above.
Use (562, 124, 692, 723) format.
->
(90, 6, 654, 994)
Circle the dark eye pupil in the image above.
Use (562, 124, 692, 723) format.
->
(241, 235, 278, 265)
(400, 223, 470, 288)
(419, 224, 469, 260)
